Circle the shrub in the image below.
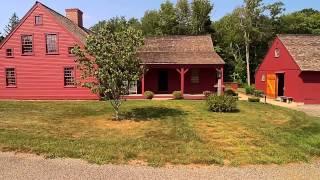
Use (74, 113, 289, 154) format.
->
(203, 91, 213, 98)
(206, 95, 237, 112)
(224, 89, 238, 97)
(245, 85, 255, 95)
(253, 90, 264, 98)
(248, 97, 260, 103)
(172, 91, 183, 99)
(144, 91, 154, 99)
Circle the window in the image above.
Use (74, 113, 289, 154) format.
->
(68, 47, 74, 55)
(191, 69, 200, 84)
(21, 35, 33, 55)
(5, 68, 16, 87)
(6, 48, 14, 57)
(261, 74, 266, 82)
(64, 67, 75, 86)
(46, 34, 58, 54)
(35, 15, 43, 25)
(275, 48, 280, 58)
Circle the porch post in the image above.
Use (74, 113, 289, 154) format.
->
(141, 73, 145, 95)
(176, 68, 189, 95)
(221, 66, 224, 92)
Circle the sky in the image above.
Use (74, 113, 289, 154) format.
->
(0, 0, 319, 32)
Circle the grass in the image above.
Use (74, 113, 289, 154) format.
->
(0, 100, 320, 167)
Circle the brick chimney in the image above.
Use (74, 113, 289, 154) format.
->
(66, 8, 83, 27)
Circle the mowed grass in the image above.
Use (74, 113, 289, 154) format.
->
(0, 100, 320, 166)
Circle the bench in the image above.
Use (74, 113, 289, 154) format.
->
(279, 96, 293, 103)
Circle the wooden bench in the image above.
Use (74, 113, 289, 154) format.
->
(279, 96, 293, 103)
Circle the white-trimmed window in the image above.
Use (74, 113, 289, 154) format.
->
(64, 67, 75, 87)
(261, 74, 266, 82)
(5, 68, 16, 87)
(191, 69, 200, 84)
(275, 48, 280, 58)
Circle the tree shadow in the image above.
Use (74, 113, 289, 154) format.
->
(123, 107, 186, 121)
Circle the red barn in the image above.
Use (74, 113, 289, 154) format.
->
(255, 34, 320, 104)
(0, 2, 225, 100)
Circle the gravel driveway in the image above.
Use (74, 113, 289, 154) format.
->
(0, 152, 319, 180)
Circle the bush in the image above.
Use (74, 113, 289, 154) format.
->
(248, 97, 260, 103)
(203, 91, 213, 98)
(172, 91, 183, 99)
(253, 90, 264, 98)
(224, 89, 238, 97)
(206, 95, 238, 112)
(144, 91, 154, 99)
(245, 85, 255, 95)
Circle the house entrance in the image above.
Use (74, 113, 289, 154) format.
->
(277, 73, 285, 97)
(158, 70, 169, 92)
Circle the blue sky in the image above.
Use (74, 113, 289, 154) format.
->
(0, 0, 319, 33)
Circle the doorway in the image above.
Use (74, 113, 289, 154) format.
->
(158, 70, 168, 93)
(277, 73, 285, 97)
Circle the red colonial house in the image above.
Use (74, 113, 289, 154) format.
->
(255, 34, 320, 104)
(0, 2, 225, 100)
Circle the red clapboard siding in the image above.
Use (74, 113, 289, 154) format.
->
(0, 3, 98, 100)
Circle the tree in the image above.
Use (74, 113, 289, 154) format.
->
(191, 0, 213, 35)
(141, 10, 162, 36)
(176, 0, 191, 35)
(73, 18, 144, 120)
(159, 0, 178, 35)
(0, 32, 4, 42)
(4, 13, 20, 36)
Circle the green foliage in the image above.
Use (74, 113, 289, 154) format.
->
(173, 91, 184, 99)
(159, 0, 179, 35)
(206, 95, 238, 112)
(176, 0, 192, 34)
(279, 9, 320, 35)
(253, 90, 264, 97)
(191, 0, 213, 34)
(144, 91, 154, 100)
(73, 17, 144, 120)
(245, 85, 255, 95)
(248, 97, 260, 102)
(224, 89, 238, 97)
(4, 12, 20, 36)
(141, 10, 163, 36)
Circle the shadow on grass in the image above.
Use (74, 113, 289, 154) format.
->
(123, 107, 186, 121)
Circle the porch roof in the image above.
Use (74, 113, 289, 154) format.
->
(138, 35, 225, 65)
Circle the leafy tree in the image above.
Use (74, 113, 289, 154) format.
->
(91, 17, 142, 33)
(73, 18, 144, 120)
(141, 10, 162, 36)
(4, 13, 20, 36)
(176, 0, 191, 35)
(191, 0, 213, 35)
(159, 0, 178, 35)
(279, 9, 320, 34)
(0, 32, 4, 42)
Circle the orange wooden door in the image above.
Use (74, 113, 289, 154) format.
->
(266, 74, 276, 98)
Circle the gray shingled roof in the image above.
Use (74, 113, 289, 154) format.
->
(40, 2, 90, 44)
(138, 35, 225, 65)
(278, 34, 320, 71)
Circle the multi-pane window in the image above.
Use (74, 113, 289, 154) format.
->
(6, 48, 13, 57)
(191, 69, 200, 84)
(35, 15, 43, 25)
(5, 68, 16, 87)
(64, 67, 75, 86)
(46, 34, 58, 54)
(21, 35, 33, 54)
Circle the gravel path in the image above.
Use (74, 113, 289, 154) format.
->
(0, 152, 320, 180)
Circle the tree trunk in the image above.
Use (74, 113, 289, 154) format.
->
(245, 31, 251, 86)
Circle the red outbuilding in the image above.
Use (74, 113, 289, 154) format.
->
(255, 34, 320, 104)
(0, 2, 225, 100)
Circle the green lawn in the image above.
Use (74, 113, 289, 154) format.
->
(0, 100, 320, 166)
